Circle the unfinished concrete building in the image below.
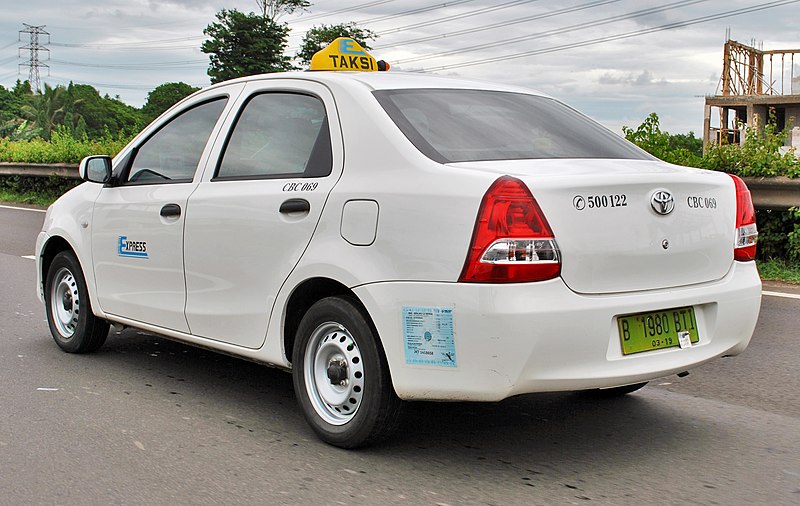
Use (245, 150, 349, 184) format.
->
(703, 39, 800, 152)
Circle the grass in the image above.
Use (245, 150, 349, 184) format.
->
(757, 258, 800, 285)
(0, 189, 55, 207)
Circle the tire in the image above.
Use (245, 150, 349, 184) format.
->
(581, 382, 648, 398)
(44, 251, 109, 353)
(292, 296, 403, 448)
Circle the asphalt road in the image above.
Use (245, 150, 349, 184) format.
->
(1, 204, 798, 505)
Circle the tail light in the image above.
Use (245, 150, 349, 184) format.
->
(459, 176, 560, 283)
(730, 174, 757, 261)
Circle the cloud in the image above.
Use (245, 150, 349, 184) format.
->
(597, 70, 664, 86)
(3, 0, 799, 134)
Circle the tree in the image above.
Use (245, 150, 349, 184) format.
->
(296, 22, 377, 67)
(12, 80, 32, 98)
(0, 85, 28, 139)
(201, 9, 294, 84)
(20, 83, 66, 140)
(255, 0, 310, 20)
(141, 82, 200, 122)
(70, 84, 143, 138)
(622, 113, 703, 167)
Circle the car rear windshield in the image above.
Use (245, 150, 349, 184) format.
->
(373, 89, 651, 163)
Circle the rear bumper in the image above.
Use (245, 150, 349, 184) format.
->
(353, 261, 761, 401)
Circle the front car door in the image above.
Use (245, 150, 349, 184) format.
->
(183, 79, 343, 348)
(91, 90, 238, 332)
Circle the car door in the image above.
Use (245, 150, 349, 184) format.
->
(91, 93, 235, 332)
(183, 80, 343, 348)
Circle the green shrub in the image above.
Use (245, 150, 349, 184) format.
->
(623, 112, 799, 178)
(702, 115, 800, 178)
(0, 174, 81, 205)
(756, 208, 800, 262)
(622, 113, 704, 167)
(0, 127, 131, 163)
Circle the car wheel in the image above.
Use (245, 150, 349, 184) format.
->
(582, 382, 649, 398)
(292, 296, 403, 448)
(45, 251, 109, 353)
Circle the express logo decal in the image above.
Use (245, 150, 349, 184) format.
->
(118, 236, 148, 258)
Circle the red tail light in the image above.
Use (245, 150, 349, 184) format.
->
(730, 174, 757, 261)
(459, 176, 560, 283)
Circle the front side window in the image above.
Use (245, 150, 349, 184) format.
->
(374, 89, 651, 164)
(215, 93, 332, 180)
(125, 98, 227, 184)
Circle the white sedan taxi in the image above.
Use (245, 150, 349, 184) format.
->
(36, 39, 761, 448)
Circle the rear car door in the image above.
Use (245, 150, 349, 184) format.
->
(91, 92, 236, 332)
(183, 79, 343, 348)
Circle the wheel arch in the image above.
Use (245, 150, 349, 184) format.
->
(283, 277, 378, 366)
(41, 235, 77, 292)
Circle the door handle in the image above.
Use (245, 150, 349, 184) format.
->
(160, 203, 182, 218)
(280, 199, 310, 214)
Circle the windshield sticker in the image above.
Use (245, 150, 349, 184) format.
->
(403, 306, 456, 367)
(118, 236, 148, 258)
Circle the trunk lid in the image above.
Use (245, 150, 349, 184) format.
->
(448, 159, 736, 294)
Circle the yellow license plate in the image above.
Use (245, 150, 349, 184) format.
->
(617, 306, 700, 355)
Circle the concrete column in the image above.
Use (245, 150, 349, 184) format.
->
(703, 103, 712, 152)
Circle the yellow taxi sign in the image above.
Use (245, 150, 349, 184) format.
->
(310, 37, 380, 72)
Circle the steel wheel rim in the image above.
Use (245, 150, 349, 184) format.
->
(50, 267, 80, 339)
(303, 322, 365, 426)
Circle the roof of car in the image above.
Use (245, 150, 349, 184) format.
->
(205, 70, 547, 97)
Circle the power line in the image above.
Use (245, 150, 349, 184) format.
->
(47, 74, 205, 92)
(419, 0, 800, 72)
(285, 0, 481, 45)
(286, 0, 400, 24)
(50, 35, 204, 49)
(50, 58, 206, 70)
(395, 0, 711, 65)
(18, 23, 50, 92)
(356, 0, 477, 25)
(373, 0, 542, 38)
(372, 0, 621, 50)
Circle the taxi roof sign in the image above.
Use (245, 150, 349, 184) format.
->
(310, 37, 387, 72)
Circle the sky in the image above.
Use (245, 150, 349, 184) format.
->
(1, 0, 799, 135)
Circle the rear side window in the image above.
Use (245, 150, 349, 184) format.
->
(215, 93, 332, 180)
(373, 89, 651, 163)
(126, 98, 227, 184)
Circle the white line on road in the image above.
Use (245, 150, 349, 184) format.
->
(762, 290, 800, 300)
(0, 204, 46, 213)
(21, 255, 36, 260)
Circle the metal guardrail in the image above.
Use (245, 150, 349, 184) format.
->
(742, 176, 800, 210)
(0, 163, 798, 209)
(0, 162, 79, 179)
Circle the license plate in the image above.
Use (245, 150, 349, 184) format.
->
(617, 306, 700, 355)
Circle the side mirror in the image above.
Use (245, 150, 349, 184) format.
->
(79, 155, 113, 184)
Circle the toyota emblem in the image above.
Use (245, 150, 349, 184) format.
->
(651, 190, 675, 216)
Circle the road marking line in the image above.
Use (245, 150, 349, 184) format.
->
(21, 255, 36, 260)
(763, 290, 800, 300)
(0, 204, 46, 213)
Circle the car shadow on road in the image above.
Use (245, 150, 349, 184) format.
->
(78, 329, 719, 479)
